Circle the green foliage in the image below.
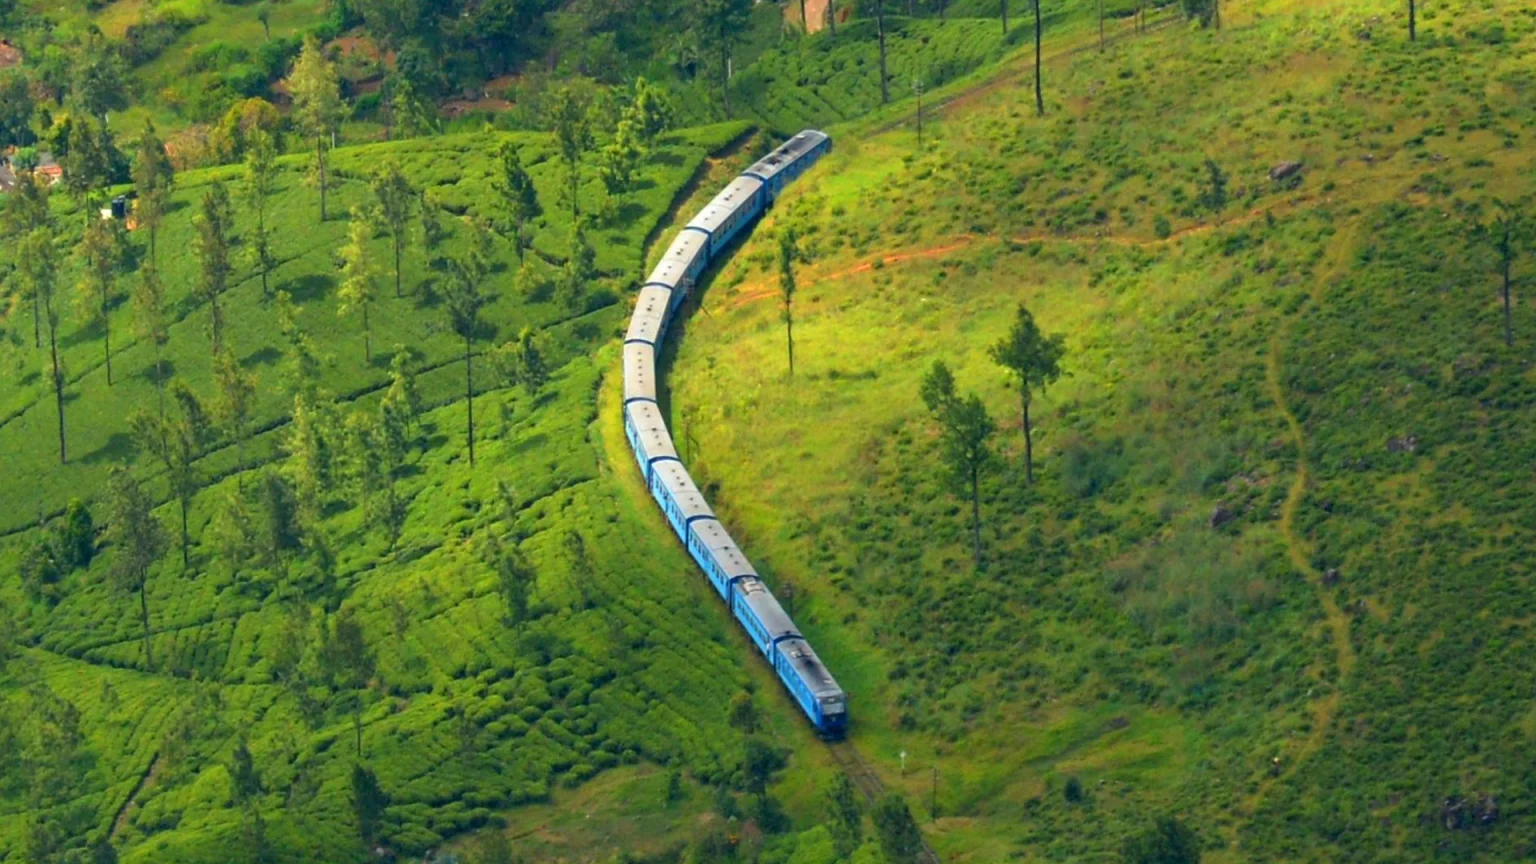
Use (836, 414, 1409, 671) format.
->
(873, 793, 923, 864)
(1122, 816, 1200, 864)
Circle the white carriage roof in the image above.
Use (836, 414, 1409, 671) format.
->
(736, 578, 800, 642)
(626, 401, 677, 463)
(687, 175, 764, 235)
(645, 229, 708, 289)
(779, 637, 842, 697)
(625, 285, 672, 345)
(745, 130, 829, 181)
(654, 460, 714, 522)
(623, 341, 656, 404)
(692, 518, 758, 580)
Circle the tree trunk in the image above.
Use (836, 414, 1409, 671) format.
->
(1098, 0, 1104, 49)
(104, 307, 112, 385)
(1503, 255, 1513, 347)
(969, 466, 982, 566)
(140, 579, 153, 670)
(156, 351, 167, 422)
(1408, 0, 1416, 40)
(465, 336, 476, 467)
(877, 0, 889, 104)
(49, 326, 65, 464)
(211, 294, 223, 354)
(394, 235, 402, 299)
(721, 42, 732, 116)
(1001, 0, 1008, 33)
(32, 291, 40, 348)
(828, 0, 836, 36)
(1022, 393, 1034, 485)
(363, 301, 372, 364)
(800, 0, 808, 31)
(180, 495, 191, 568)
(1033, 0, 1044, 116)
(786, 312, 795, 377)
(317, 137, 328, 222)
(150, 224, 158, 267)
(354, 707, 363, 756)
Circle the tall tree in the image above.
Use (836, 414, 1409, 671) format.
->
(629, 77, 675, 148)
(597, 115, 645, 214)
(1408, 0, 1416, 41)
(828, 774, 864, 856)
(4, 173, 50, 348)
(443, 218, 493, 466)
(558, 221, 595, 314)
(1122, 816, 1201, 864)
(337, 207, 381, 364)
(75, 216, 124, 385)
(242, 129, 280, 299)
(1001, 0, 1009, 33)
(194, 183, 234, 352)
(493, 140, 541, 261)
(370, 163, 415, 298)
(131, 380, 211, 568)
(131, 120, 175, 263)
(325, 607, 376, 755)
(988, 303, 1064, 485)
(873, 793, 924, 864)
(875, 0, 890, 104)
(495, 326, 549, 397)
(132, 263, 171, 420)
(920, 361, 995, 566)
(778, 228, 798, 376)
(549, 85, 594, 221)
(1032, 0, 1044, 116)
(287, 36, 343, 222)
(104, 465, 167, 670)
(212, 348, 257, 487)
(62, 116, 114, 227)
(695, 0, 751, 115)
(486, 533, 531, 627)
(350, 763, 388, 846)
(0, 69, 36, 151)
(20, 228, 68, 463)
(1488, 200, 1528, 348)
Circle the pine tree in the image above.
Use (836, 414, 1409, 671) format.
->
(550, 85, 594, 220)
(988, 303, 1065, 485)
(132, 121, 175, 263)
(920, 361, 996, 566)
(370, 162, 415, 298)
(243, 129, 280, 299)
(104, 466, 168, 670)
(493, 140, 540, 261)
(20, 228, 68, 463)
(212, 348, 257, 486)
(75, 216, 124, 385)
(287, 36, 343, 222)
(131, 263, 171, 420)
(337, 207, 381, 363)
(194, 183, 234, 353)
(443, 219, 493, 466)
(778, 228, 798, 376)
(130, 380, 211, 568)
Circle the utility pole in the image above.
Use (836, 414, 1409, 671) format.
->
(912, 73, 925, 149)
(931, 762, 939, 822)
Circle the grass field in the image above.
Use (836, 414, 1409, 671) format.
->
(668, 0, 1536, 859)
(0, 121, 881, 862)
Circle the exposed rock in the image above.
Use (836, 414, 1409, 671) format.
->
(1323, 568, 1341, 586)
(1439, 795, 1500, 831)
(1387, 435, 1419, 453)
(1208, 504, 1236, 529)
(1269, 161, 1305, 182)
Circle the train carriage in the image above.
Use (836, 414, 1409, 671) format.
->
(744, 130, 832, 199)
(625, 285, 673, 347)
(651, 460, 714, 541)
(687, 175, 767, 257)
(623, 342, 657, 406)
(774, 638, 846, 733)
(624, 400, 678, 477)
(646, 230, 710, 313)
(688, 518, 757, 600)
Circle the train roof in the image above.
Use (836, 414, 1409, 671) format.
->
(687, 175, 764, 236)
(653, 460, 714, 523)
(626, 401, 678, 464)
(744, 130, 830, 181)
(623, 341, 656, 404)
(735, 577, 800, 643)
(692, 518, 758, 580)
(778, 637, 843, 698)
(646, 230, 708, 290)
(625, 284, 672, 346)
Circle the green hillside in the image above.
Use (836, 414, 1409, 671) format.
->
(668, 0, 1536, 860)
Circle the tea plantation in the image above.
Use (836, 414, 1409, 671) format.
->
(669, 0, 1536, 860)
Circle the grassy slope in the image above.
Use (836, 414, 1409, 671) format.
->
(669, 0, 1536, 860)
(0, 121, 866, 862)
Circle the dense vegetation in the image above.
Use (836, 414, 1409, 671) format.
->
(669, 0, 1536, 860)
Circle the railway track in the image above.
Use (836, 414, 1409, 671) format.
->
(827, 740, 942, 864)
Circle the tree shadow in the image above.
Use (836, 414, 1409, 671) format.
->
(81, 430, 138, 465)
(648, 151, 685, 168)
(138, 357, 178, 386)
(243, 346, 281, 368)
(283, 273, 337, 303)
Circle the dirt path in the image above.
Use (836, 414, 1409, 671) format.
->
(1239, 220, 1360, 833)
(111, 752, 165, 841)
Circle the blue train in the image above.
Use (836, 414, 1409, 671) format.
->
(621, 130, 846, 737)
